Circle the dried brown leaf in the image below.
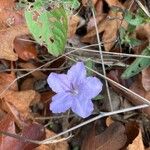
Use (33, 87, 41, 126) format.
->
(125, 122, 144, 150)
(0, 114, 16, 150)
(19, 62, 46, 79)
(127, 128, 144, 150)
(14, 35, 37, 61)
(108, 70, 150, 116)
(0, 25, 29, 61)
(34, 129, 68, 150)
(68, 15, 80, 38)
(20, 77, 35, 90)
(81, 122, 127, 150)
(104, 0, 123, 7)
(0, 120, 45, 150)
(3, 90, 40, 118)
(142, 67, 150, 91)
(2, 100, 28, 127)
(82, 10, 127, 51)
(136, 23, 150, 41)
(0, 72, 18, 92)
(0, 0, 24, 28)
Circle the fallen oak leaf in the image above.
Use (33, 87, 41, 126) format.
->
(0, 25, 29, 61)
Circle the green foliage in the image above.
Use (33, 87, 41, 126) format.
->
(25, 0, 79, 56)
(121, 46, 150, 79)
(119, 9, 149, 48)
(85, 58, 94, 76)
(124, 10, 144, 26)
(119, 27, 141, 48)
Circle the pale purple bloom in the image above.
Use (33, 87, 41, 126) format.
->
(47, 62, 103, 118)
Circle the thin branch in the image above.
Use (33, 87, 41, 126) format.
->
(91, 7, 113, 111)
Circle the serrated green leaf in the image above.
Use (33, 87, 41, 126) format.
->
(25, 4, 68, 56)
(121, 46, 150, 79)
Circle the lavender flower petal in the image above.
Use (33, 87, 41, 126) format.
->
(50, 92, 74, 113)
(47, 73, 71, 93)
(67, 62, 86, 85)
(71, 98, 94, 118)
(79, 77, 103, 99)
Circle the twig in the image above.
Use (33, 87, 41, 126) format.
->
(91, 7, 113, 111)
(66, 46, 150, 59)
(135, 0, 150, 17)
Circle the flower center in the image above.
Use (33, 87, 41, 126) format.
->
(72, 89, 79, 95)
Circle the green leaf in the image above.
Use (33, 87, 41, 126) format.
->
(93, 95, 104, 101)
(85, 58, 94, 76)
(121, 46, 150, 79)
(128, 38, 141, 47)
(124, 10, 144, 26)
(25, 3, 68, 56)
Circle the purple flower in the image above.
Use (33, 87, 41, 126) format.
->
(47, 62, 103, 118)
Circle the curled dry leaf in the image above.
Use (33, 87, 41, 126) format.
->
(125, 122, 144, 150)
(127, 128, 144, 150)
(81, 122, 127, 150)
(14, 35, 37, 61)
(68, 15, 80, 38)
(34, 129, 69, 150)
(136, 23, 150, 41)
(0, 25, 29, 61)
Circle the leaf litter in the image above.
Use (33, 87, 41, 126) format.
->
(0, 0, 149, 150)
